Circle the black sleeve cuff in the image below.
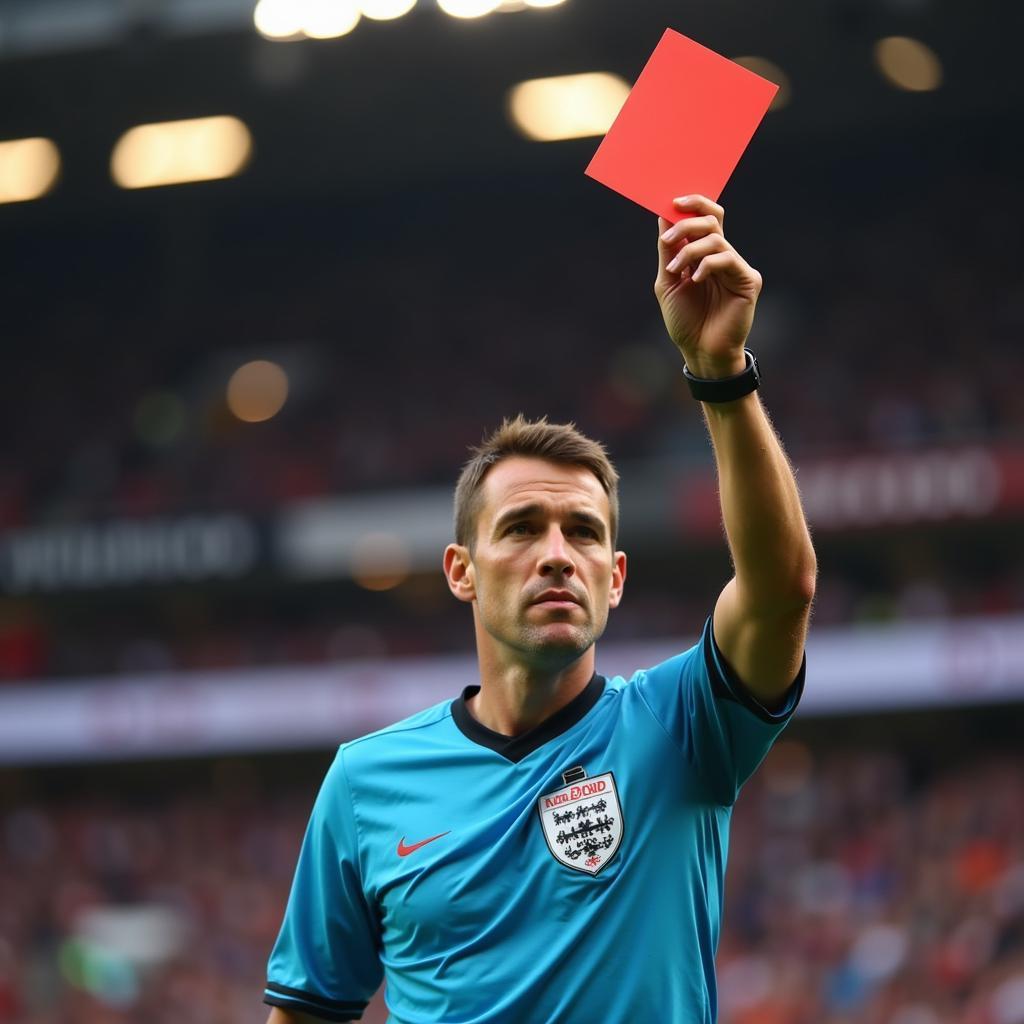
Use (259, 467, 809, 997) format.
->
(264, 982, 367, 1022)
(703, 615, 805, 723)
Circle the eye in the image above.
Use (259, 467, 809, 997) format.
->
(506, 522, 533, 536)
(571, 526, 599, 539)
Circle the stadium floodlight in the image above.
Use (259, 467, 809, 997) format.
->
(495, 0, 565, 8)
(253, 0, 304, 39)
(0, 137, 61, 204)
(731, 56, 791, 111)
(226, 360, 290, 423)
(507, 72, 630, 142)
(874, 36, 942, 91)
(254, 0, 360, 40)
(360, 0, 417, 19)
(437, 0, 502, 18)
(111, 116, 252, 190)
(301, 0, 361, 38)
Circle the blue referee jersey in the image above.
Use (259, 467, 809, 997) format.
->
(265, 616, 804, 1023)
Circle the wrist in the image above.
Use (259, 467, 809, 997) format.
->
(682, 349, 761, 404)
(678, 349, 747, 379)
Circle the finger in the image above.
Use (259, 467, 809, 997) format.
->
(660, 215, 724, 259)
(656, 218, 686, 283)
(666, 233, 731, 275)
(691, 250, 759, 291)
(672, 194, 726, 229)
(657, 216, 681, 246)
(656, 217, 673, 255)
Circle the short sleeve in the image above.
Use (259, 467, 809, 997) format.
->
(264, 747, 383, 1022)
(633, 615, 804, 806)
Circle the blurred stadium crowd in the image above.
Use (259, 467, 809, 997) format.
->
(3, 172, 1022, 525)
(1, 743, 1021, 1024)
(2, 165, 1022, 683)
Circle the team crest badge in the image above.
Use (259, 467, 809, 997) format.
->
(536, 769, 623, 876)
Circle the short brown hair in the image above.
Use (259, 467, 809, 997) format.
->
(453, 415, 620, 551)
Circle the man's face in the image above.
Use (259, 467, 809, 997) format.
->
(444, 457, 627, 669)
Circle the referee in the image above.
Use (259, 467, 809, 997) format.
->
(264, 195, 816, 1024)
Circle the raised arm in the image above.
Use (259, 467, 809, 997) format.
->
(655, 195, 816, 708)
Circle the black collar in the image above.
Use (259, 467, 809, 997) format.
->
(451, 673, 606, 763)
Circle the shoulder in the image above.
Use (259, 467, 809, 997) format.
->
(332, 696, 458, 781)
(600, 630, 706, 694)
(345, 695, 456, 749)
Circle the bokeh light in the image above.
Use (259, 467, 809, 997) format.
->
(58, 938, 140, 1006)
(507, 72, 630, 141)
(111, 116, 252, 189)
(0, 137, 61, 204)
(351, 532, 412, 591)
(302, 0, 361, 39)
(226, 360, 289, 423)
(253, 0, 304, 39)
(437, 0, 502, 19)
(254, 0, 362, 39)
(874, 36, 943, 91)
(731, 56, 792, 111)
(360, 0, 417, 19)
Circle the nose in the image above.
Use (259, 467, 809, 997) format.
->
(537, 525, 575, 578)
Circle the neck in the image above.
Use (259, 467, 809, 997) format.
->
(467, 644, 597, 737)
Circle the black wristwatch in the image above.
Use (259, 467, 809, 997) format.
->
(682, 350, 761, 403)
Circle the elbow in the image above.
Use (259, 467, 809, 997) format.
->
(770, 574, 815, 616)
(794, 573, 816, 612)
(737, 560, 816, 620)
(796, 552, 818, 606)
(736, 538, 817, 615)
(776, 552, 817, 612)
(792, 549, 818, 608)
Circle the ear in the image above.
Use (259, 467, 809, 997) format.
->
(443, 543, 476, 604)
(607, 550, 627, 609)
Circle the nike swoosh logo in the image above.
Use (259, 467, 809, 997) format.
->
(397, 831, 451, 857)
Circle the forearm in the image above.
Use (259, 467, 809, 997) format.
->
(655, 194, 813, 696)
(701, 391, 816, 612)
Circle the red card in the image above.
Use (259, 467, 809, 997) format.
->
(585, 29, 778, 222)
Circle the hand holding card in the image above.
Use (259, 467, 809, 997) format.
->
(585, 30, 778, 222)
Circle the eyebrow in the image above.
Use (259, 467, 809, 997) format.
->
(491, 503, 607, 540)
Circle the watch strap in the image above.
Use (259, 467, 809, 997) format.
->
(683, 350, 760, 403)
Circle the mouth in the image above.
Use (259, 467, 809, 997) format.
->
(530, 592, 583, 610)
